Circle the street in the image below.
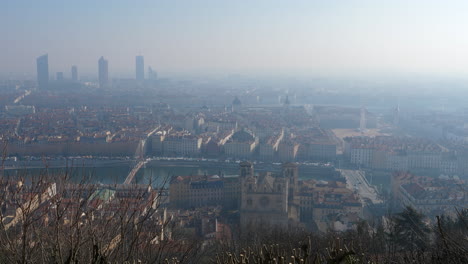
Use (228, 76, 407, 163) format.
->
(339, 169, 383, 205)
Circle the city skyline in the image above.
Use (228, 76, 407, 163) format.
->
(4, 1, 468, 79)
(1, 2, 467, 262)
(34, 54, 152, 82)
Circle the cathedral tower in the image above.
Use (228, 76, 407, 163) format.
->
(282, 163, 298, 199)
(239, 161, 254, 178)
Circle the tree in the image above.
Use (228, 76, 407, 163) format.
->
(391, 206, 431, 251)
(433, 209, 468, 263)
(0, 163, 202, 263)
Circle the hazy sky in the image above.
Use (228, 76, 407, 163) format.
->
(3, 0, 468, 78)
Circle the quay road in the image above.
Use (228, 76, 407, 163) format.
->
(339, 169, 383, 205)
(4, 155, 337, 185)
(2, 158, 133, 170)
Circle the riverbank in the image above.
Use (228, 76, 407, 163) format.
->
(2, 158, 133, 169)
(3, 157, 334, 171)
(2, 158, 338, 183)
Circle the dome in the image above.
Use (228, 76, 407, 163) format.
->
(231, 130, 254, 142)
(232, 96, 242, 105)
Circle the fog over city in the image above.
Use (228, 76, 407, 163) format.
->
(3, 1, 468, 78)
(0, 1, 467, 263)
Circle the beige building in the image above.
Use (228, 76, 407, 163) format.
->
(345, 136, 447, 171)
(309, 143, 337, 160)
(169, 175, 240, 209)
(392, 172, 467, 217)
(277, 141, 299, 162)
(258, 131, 284, 160)
(240, 162, 297, 228)
(239, 162, 362, 231)
(349, 147, 374, 167)
(151, 133, 165, 155)
(169, 162, 364, 232)
(223, 130, 258, 158)
(163, 134, 202, 156)
(295, 178, 362, 231)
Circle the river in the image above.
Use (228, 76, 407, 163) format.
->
(1, 161, 335, 188)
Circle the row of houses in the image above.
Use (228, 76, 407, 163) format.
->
(392, 172, 467, 218)
(343, 136, 463, 173)
(152, 128, 337, 162)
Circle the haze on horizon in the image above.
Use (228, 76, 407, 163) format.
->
(2, 0, 468, 79)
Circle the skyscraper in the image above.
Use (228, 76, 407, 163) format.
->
(98, 56, 108, 88)
(56, 72, 64, 81)
(136, 55, 144, 81)
(71, 65, 78, 81)
(36, 54, 49, 89)
(148, 66, 157, 80)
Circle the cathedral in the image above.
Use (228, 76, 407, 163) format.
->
(239, 162, 300, 228)
(239, 162, 363, 231)
(169, 161, 363, 231)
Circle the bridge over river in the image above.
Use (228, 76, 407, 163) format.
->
(123, 126, 160, 184)
(123, 160, 147, 184)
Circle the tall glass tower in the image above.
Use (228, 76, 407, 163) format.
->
(136, 55, 144, 81)
(36, 54, 49, 89)
(98, 56, 108, 88)
(71, 65, 78, 81)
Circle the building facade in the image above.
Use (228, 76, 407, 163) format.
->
(71, 65, 78, 81)
(169, 162, 364, 232)
(223, 130, 258, 158)
(392, 172, 467, 217)
(163, 135, 202, 156)
(98, 56, 108, 88)
(36, 54, 49, 89)
(136, 55, 144, 81)
(169, 175, 240, 209)
(240, 162, 294, 228)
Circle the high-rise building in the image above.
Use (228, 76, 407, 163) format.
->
(56, 72, 64, 81)
(136, 55, 144, 81)
(98, 56, 108, 88)
(148, 66, 157, 80)
(71, 65, 78, 81)
(36, 54, 49, 89)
